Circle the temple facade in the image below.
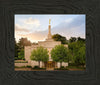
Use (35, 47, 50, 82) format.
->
(24, 19, 68, 70)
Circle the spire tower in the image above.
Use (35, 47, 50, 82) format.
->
(48, 19, 52, 39)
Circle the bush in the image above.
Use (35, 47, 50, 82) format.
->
(33, 66, 40, 69)
(14, 61, 28, 63)
(66, 66, 86, 70)
(15, 66, 19, 68)
(15, 57, 18, 60)
(60, 66, 65, 68)
(18, 49, 25, 60)
(39, 68, 46, 70)
(26, 65, 32, 68)
(69, 63, 77, 66)
(15, 65, 32, 68)
(54, 66, 68, 70)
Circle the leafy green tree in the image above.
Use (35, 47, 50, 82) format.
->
(69, 37, 85, 43)
(52, 34, 68, 44)
(15, 40, 18, 58)
(68, 40, 86, 66)
(15, 38, 32, 60)
(30, 46, 49, 67)
(67, 49, 73, 63)
(77, 37, 85, 42)
(68, 42, 77, 63)
(74, 46, 85, 66)
(18, 49, 25, 60)
(15, 40, 21, 60)
(69, 37, 77, 43)
(51, 45, 68, 67)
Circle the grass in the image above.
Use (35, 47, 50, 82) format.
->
(54, 66, 85, 70)
(15, 65, 46, 70)
(15, 64, 86, 71)
(26, 65, 32, 68)
(15, 66, 26, 68)
(67, 66, 86, 69)
(31, 68, 46, 70)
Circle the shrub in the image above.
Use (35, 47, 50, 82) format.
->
(18, 49, 25, 60)
(33, 66, 40, 69)
(55, 66, 68, 70)
(60, 66, 65, 68)
(69, 63, 77, 66)
(39, 68, 46, 70)
(15, 66, 26, 68)
(15, 57, 18, 60)
(15, 66, 19, 68)
(14, 61, 28, 63)
(26, 65, 32, 68)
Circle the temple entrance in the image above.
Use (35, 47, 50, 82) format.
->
(45, 61, 55, 70)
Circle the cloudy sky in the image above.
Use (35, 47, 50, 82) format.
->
(15, 14, 85, 43)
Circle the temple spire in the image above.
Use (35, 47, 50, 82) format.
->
(49, 19, 51, 24)
(48, 19, 52, 39)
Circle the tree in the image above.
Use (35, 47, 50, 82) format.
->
(69, 37, 77, 43)
(30, 46, 49, 67)
(15, 38, 32, 60)
(15, 40, 21, 60)
(74, 46, 85, 66)
(67, 49, 73, 63)
(51, 45, 68, 67)
(52, 34, 68, 44)
(18, 49, 25, 60)
(15, 40, 18, 58)
(18, 38, 32, 48)
(77, 37, 85, 42)
(69, 37, 85, 43)
(68, 40, 86, 66)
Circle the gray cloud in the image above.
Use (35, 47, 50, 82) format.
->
(51, 15, 85, 39)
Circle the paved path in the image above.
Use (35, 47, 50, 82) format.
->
(15, 68, 85, 71)
(15, 68, 46, 71)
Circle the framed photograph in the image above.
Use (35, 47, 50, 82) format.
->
(0, 0, 99, 85)
(14, 14, 86, 71)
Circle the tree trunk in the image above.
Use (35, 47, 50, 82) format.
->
(44, 62, 46, 68)
(68, 56, 69, 64)
(60, 62, 62, 67)
(38, 61, 40, 68)
(83, 64, 85, 68)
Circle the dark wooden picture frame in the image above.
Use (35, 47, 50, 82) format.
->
(0, 0, 99, 85)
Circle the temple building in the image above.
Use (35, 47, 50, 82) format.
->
(24, 19, 68, 70)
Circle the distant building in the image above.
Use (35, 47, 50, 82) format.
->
(24, 19, 68, 70)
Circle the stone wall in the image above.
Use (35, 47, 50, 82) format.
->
(56, 62, 68, 68)
(15, 63, 29, 67)
(30, 61, 38, 67)
(38, 40, 61, 48)
(62, 62, 68, 67)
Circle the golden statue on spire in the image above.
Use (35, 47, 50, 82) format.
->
(49, 19, 51, 24)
